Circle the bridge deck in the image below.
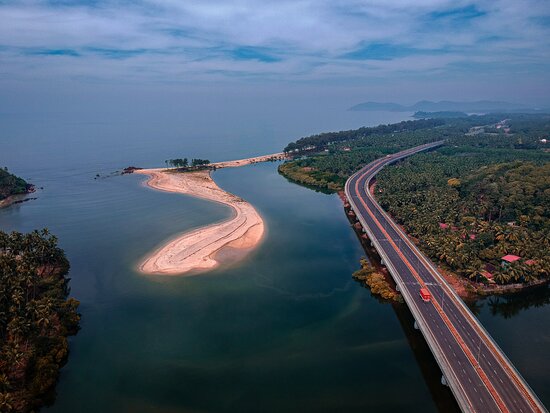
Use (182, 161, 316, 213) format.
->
(345, 142, 546, 413)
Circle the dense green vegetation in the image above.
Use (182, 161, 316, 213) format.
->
(376, 151, 550, 286)
(283, 118, 445, 153)
(0, 169, 32, 201)
(280, 113, 550, 288)
(165, 158, 211, 168)
(0, 230, 80, 412)
(278, 114, 550, 192)
(413, 111, 468, 119)
(279, 122, 454, 190)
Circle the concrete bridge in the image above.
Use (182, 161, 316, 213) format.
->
(345, 142, 547, 413)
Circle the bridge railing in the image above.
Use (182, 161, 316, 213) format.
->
(356, 146, 546, 413)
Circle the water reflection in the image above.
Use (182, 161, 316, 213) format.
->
(484, 285, 550, 319)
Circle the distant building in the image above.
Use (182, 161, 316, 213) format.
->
(501, 254, 521, 267)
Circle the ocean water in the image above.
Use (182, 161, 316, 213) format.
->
(0, 107, 548, 411)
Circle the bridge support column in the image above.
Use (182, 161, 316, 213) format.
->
(413, 320, 419, 330)
(380, 258, 385, 266)
(441, 375, 448, 387)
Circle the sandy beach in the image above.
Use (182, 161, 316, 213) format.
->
(209, 152, 286, 168)
(135, 158, 270, 275)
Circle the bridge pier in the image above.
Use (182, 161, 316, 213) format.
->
(414, 320, 419, 330)
(441, 375, 448, 387)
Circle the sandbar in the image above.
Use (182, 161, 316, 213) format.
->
(135, 161, 271, 275)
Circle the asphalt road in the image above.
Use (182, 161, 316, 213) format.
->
(345, 142, 546, 413)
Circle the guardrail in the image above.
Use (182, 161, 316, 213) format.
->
(344, 142, 546, 413)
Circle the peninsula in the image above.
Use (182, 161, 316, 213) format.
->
(136, 152, 286, 275)
(0, 167, 34, 208)
(279, 114, 550, 296)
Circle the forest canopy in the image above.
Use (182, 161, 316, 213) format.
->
(0, 169, 32, 201)
(0, 230, 80, 412)
(279, 113, 550, 287)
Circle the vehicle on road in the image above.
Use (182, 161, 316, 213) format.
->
(420, 287, 431, 302)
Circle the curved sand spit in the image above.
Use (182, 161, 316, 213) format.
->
(135, 165, 268, 275)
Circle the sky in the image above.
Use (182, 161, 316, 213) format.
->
(1, 0, 550, 112)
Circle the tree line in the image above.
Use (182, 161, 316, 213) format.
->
(164, 158, 211, 168)
(0, 168, 32, 201)
(0, 229, 80, 412)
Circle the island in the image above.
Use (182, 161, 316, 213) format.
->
(279, 113, 550, 298)
(132, 153, 286, 275)
(0, 229, 80, 412)
(0, 168, 34, 208)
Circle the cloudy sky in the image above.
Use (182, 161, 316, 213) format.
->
(1, 0, 550, 109)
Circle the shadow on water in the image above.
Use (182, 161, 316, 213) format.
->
(347, 205, 461, 412)
(391, 302, 461, 413)
(480, 285, 550, 319)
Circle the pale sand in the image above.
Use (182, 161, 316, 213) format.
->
(135, 167, 265, 275)
(209, 152, 286, 169)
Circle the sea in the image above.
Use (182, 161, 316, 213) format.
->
(0, 104, 548, 412)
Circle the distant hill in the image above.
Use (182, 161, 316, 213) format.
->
(349, 100, 545, 113)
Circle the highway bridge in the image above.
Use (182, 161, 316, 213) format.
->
(345, 142, 547, 413)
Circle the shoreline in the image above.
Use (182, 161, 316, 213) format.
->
(339, 190, 546, 300)
(0, 186, 36, 209)
(134, 155, 272, 276)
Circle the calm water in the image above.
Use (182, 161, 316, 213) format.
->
(0, 107, 548, 411)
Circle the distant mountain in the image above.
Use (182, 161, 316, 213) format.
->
(349, 100, 544, 113)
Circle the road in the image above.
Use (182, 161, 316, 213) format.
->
(345, 142, 547, 413)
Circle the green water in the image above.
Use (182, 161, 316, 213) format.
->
(1, 109, 548, 411)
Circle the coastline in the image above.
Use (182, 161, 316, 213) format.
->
(135, 162, 266, 276)
(0, 186, 36, 209)
(340, 190, 547, 300)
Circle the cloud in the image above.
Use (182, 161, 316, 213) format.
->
(26, 48, 81, 57)
(0, 0, 549, 88)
